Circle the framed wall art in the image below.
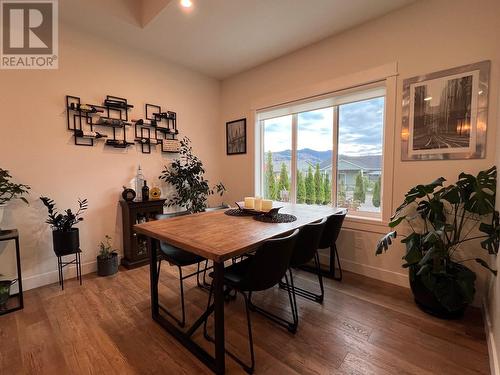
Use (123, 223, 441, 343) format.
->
(226, 118, 247, 155)
(401, 60, 490, 161)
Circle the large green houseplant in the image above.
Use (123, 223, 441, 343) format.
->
(159, 137, 226, 213)
(0, 168, 30, 231)
(376, 166, 499, 318)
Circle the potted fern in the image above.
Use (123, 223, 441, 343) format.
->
(159, 137, 226, 213)
(40, 197, 88, 256)
(97, 235, 118, 276)
(376, 166, 499, 318)
(0, 168, 30, 231)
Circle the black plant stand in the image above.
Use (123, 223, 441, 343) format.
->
(0, 229, 23, 315)
(57, 250, 82, 290)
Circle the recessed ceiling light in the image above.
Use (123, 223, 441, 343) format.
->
(180, 0, 193, 8)
(424, 96, 432, 101)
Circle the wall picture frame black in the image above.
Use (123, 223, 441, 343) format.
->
(226, 118, 247, 155)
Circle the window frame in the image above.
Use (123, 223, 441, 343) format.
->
(255, 78, 395, 223)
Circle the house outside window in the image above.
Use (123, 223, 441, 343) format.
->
(257, 84, 385, 218)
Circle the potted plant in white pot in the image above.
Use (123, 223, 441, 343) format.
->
(97, 235, 118, 276)
(376, 166, 499, 318)
(0, 168, 30, 232)
(40, 196, 88, 256)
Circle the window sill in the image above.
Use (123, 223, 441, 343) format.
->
(343, 214, 389, 234)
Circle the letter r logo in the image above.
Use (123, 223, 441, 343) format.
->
(1, 1, 54, 54)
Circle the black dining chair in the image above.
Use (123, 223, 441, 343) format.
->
(320, 209, 347, 281)
(203, 229, 300, 374)
(299, 209, 347, 281)
(156, 211, 208, 327)
(155, 205, 230, 327)
(279, 217, 327, 311)
(314, 209, 348, 280)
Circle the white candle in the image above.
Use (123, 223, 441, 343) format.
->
(261, 199, 273, 212)
(254, 196, 262, 211)
(244, 197, 255, 209)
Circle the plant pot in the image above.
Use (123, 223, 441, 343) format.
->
(0, 204, 6, 232)
(409, 262, 475, 319)
(0, 280, 12, 310)
(97, 253, 118, 276)
(52, 229, 80, 256)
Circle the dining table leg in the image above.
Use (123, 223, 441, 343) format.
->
(146, 235, 226, 374)
(148, 237, 159, 318)
(213, 261, 226, 374)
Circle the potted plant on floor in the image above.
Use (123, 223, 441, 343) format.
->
(0, 168, 30, 232)
(97, 235, 118, 276)
(159, 137, 226, 213)
(40, 196, 88, 256)
(0, 275, 13, 311)
(376, 166, 499, 318)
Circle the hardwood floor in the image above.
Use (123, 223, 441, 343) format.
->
(0, 265, 490, 374)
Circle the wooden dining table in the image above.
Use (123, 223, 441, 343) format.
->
(134, 203, 340, 374)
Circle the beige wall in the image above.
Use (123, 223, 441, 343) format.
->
(0, 23, 222, 289)
(490, 88, 500, 373)
(219, 0, 500, 292)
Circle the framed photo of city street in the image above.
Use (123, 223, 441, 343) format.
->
(401, 61, 490, 161)
(226, 118, 247, 155)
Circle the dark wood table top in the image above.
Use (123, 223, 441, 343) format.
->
(134, 204, 339, 262)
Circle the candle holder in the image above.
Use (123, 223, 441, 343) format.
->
(234, 202, 282, 218)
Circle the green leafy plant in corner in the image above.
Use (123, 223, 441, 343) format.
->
(0, 168, 30, 205)
(98, 235, 117, 259)
(39, 196, 88, 231)
(159, 137, 226, 213)
(376, 166, 499, 312)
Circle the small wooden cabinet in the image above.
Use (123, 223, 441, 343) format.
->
(120, 199, 166, 269)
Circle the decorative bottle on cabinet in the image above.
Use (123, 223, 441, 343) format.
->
(135, 165, 144, 201)
(142, 181, 149, 202)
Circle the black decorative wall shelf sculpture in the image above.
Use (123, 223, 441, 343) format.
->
(65, 96, 180, 154)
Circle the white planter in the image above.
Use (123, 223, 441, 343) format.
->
(0, 204, 5, 231)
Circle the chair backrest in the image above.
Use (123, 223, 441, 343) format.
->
(319, 209, 347, 249)
(204, 203, 230, 212)
(240, 229, 299, 292)
(156, 210, 190, 221)
(290, 217, 327, 267)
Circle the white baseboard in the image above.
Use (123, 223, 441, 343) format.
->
(483, 298, 500, 375)
(318, 253, 408, 288)
(21, 260, 97, 291)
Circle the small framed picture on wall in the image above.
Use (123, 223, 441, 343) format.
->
(401, 60, 490, 161)
(226, 118, 247, 155)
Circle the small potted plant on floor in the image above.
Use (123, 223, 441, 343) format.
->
(97, 235, 118, 276)
(0, 275, 13, 311)
(0, 168, 30, 232)
(40, 196, 88, 256)
(376, 166, 499, 318)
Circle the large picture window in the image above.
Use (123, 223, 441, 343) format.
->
(258, 85, 385, 217)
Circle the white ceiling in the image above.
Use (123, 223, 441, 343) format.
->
(61, 0, 416, 79)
